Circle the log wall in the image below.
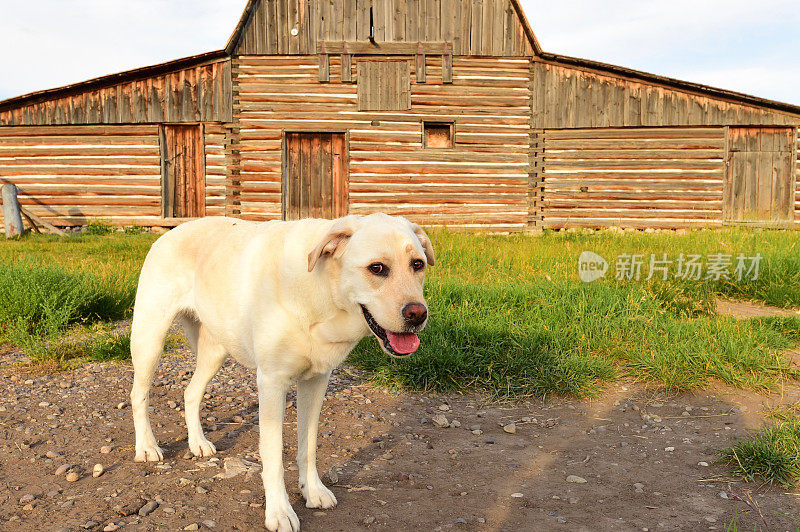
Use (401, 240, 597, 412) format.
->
(0, 124, 227, 226)
(0, 60, 233, 126)
(541, 127, 727, 229)
(234, 0, 533, 57)
(231, 55, 531, 230)
(533, 61, 800, 129)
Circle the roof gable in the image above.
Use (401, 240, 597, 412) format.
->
(226, 0, 540, 56)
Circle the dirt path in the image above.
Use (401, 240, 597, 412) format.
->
(1, 343, 799, 532)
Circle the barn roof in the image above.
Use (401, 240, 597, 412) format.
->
(1, 1, 799, 118)
(0, 50, 227, 112)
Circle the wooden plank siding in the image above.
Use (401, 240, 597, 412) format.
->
(0, 124, 229, 226)
(796, 128, 800, 228)
(533, 61, 800, 129)
(541, 127, 728, 229)
(0, 60, 233, 126)
(232, 55, 531, 231)
(234, 0, 533, 57)
(0, 125, 162, 225)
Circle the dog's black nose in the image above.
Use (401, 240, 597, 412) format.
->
(402, 303, 428, 326)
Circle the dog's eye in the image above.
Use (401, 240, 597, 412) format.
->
(411, 259, 425, 271)
(368, 263, 388, 276)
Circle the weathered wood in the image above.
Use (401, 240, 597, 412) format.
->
(1, 59, 232, 126)
(1, 183, 24, 237)
(18, 206, 66, 235)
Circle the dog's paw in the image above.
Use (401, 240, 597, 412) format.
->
(300, 479, 337, 509)
(188, 436, 217, 458)
(134, 442, 164, 462)
(264, 494, 300, 532)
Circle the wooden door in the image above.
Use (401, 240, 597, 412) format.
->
(160, 125, 206, 218)
(724, 127, 794, 225)
(283, 132, 348, 220)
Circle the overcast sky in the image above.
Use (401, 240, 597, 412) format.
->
(1, 0, 798, 105)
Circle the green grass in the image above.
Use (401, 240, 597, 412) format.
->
(719, 419, 800, 487)
(0, 227, 799, 398)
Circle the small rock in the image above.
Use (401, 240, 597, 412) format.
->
(46, 450, 61, 459)
(698, 461, 709, 467)
(718, 491, 728, 499)
(55, 464, 73, 476)
(556, 517, 567, 524)
(471, 429, 482, 435)
(100, 446, 113, 454)
(66, 471, 80, 482)
(485, 437, 495, 444)
(454, 518, 468, 525)
(184, 524, 200, 531)
(363, 516, 376, 525)
(510, 493, 524, 498)
(664, 447, 675, 452)
(117, 402, 127, 410)
(93, 464, 105, 478)
(138, 500, 159, 517)
(83, 522, 99, 530)
(438, 404, 450, 412)
(19, 494, 36, 505)
(704, 517, 717, 523)
(503, 423, 516, 434)
(566, 475, 587, 484)
(202, 520, 216, 529)
(633, 482, 644, 493)
(196, 486, 209, 494)
(431, 414, 449, 428)
(103, 524, 119, 532)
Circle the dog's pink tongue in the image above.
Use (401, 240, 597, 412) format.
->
(386, 331, 420, 354)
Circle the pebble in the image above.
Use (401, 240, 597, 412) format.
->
(718, 491, 728, 499)
(454, 518, 468, 525)
(184, 524, 200, 531)
(698, 461, 709, 467)
(471, 429, 483, 435)
(46, 450, 61, 459)
(363, 516, 376, 525)
(138, 500, 159, 516)
(66, 471, 80, 482)
(503, 423, 516, 434)
(202, 520, 217, 529)
(633, 482, 645, 493)
(93, 464, 105, 478)
(103, 524, 120, 531)
(100, 446, 113, 454)
(566, 475, 587, 484)
(485, 437, 495, 444)
(510, 493, 524, 498)
(664, 447, 675, 452)
(117, 402, 127, 410)
(19, 494, 36, 505)
(431, 414, 449, 428)
(196, 486, 209, 494)
(83, 521, 99, 529)
(55, 464, 72, 476)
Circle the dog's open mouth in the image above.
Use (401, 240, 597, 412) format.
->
(360, 305, 420, 357)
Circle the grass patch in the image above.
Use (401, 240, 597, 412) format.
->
(86, 330, 132, 362)
(1, 228, 799, 397)
(718, 419, 800, 487)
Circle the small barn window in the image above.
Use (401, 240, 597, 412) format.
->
(357, 60, 411, 111)
(423, 122, 454, 149)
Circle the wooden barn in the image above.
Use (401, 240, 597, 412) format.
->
(1, 0, 799, 232)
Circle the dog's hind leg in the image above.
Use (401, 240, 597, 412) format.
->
(182, 319, 227, 458)
(130, 302, 177, 462)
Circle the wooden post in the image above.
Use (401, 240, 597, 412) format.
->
(1, 183, 24, 238)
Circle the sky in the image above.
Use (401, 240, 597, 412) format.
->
(0, 0, 799, 105)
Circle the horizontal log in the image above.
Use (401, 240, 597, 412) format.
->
(544, 127, 725, 140)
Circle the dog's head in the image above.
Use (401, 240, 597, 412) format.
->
(308, 213, 434, 357)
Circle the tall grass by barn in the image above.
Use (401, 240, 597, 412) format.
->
(0, 227, 798, 395)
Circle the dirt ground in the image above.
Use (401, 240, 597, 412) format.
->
(1, 303, 799, 532)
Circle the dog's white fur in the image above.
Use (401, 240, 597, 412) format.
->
(129, 213, 433, 531)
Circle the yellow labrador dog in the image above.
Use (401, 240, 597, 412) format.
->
(129, 213, 433, 531)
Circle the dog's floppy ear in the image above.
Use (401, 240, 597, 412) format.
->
(410, 223, 435, 266)
(308, 218, 356, 272)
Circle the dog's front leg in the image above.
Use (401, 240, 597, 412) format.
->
(296, 371, 337, 509)
(257, 368, 299, 532)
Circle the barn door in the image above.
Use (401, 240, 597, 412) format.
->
(724, 127, 794, 225)
(282, 132, 348, 220)
(160, 124, 206, 218)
